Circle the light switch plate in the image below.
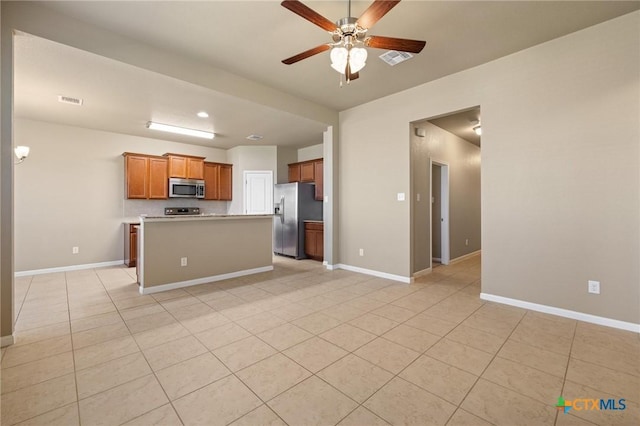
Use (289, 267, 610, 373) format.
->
(397, 193, 405, 201)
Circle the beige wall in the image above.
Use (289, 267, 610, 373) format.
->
(227, 145, 277, 215)
(1, 3, 15, 340)
(340, 12, 639, 323)
(141, 217, 272, 288)
(411, 122, 481, 272)
(276, 146, 297, 184)
(297, 144, 323, 162)
(13, 119, 229, 272)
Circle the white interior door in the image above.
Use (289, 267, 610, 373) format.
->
(244, 171, 273, 215)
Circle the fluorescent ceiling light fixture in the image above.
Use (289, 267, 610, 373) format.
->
(146, 121, 214, 139)
(197, 111, 209, 118)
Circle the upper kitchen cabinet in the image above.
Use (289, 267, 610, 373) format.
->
(288, 158, 323, 200)
(300, 162, 315, 182)
(123, 153, 168, 199)
(203, 161, 233, 201)
(219, 164, 232, 201)
(288, 163, 301, 183)
(164, 154, 205, 180)
(203, 162, 220, 200)
(314, 159, 323, 201)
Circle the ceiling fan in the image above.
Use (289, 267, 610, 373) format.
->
(281, 0, 426, 82)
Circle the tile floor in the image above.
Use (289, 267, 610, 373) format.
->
(1, 255, 638, 425)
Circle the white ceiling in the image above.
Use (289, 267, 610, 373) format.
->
(14, 1, 639, 149)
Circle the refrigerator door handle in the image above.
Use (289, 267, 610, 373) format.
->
(280, 196, 285, 223)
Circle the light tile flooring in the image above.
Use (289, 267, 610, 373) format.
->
(1, 255, 638, 425)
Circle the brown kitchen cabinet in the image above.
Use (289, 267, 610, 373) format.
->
(219, 164, 233, 200)
(288, 163, 301, 183)
(304, 221, 324, 261)
(314, 159, 323, 201)
(123, 153, 168, 199)
(124, 223, 139, 267)
(203, 161, 233, 200)
(300, 162, 315, 182)
(289, 158, 323, 200)
(164, 153, 205, 180)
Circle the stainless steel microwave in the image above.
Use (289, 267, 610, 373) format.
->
(169, 178, 205, 198)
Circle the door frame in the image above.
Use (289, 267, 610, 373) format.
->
(430, 159, 450, 266)
(243, 170, 273, 215)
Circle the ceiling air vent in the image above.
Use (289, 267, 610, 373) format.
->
(379, 51, 413, 66)
(57, 95, 83, 106)
(246, 134, 263, 141)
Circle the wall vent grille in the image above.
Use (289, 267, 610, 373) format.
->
(379, 51, 413, 66)
(57, 95, 83, 106)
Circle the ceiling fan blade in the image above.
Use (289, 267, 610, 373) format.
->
(366, 35, 426, 53)
(282, 44, 331, 65)
(281, 0, 337, 32)
(357, 0, 401, 29)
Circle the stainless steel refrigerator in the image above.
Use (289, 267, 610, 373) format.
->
(273, 182, 322, 259)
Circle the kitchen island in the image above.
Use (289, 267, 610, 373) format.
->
(137, 214, 273, 294)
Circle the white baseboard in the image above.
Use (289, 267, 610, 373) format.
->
(449, 250, 481, 265)
(335, 264, 411, 284)
(140, 265, 274, 295)
(325, 264, 338, 270)
(1, 335, 14, 347)
(15, 260, 125, 277)
(480, 293, 640, 333)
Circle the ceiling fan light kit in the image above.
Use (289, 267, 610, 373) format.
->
(281, 0, 426, 83)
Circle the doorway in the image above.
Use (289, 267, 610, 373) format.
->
(431, 161, 450, 266)
(244, 171, 273, 215)
(410, 105, 481, 277)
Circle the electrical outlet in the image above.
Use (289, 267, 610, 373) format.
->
(181, 257, 188, 267)
(588, 280, 600, 294)
(72, 247, 79, 254)
(465, 239, 469, 246)
(397, 193, 405, 201)
(359, 249, 364, 256)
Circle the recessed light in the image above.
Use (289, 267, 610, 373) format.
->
(197, 111, 209, 118)
(246, 134, 264, 141)
(146, 121, 214, 139)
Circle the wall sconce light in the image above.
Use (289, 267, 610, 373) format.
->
(14, 146, 30, 164)
(473, 125, 482, 136)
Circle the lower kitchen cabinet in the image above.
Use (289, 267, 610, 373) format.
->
(304, 221, 324, 261)
(124, 223, 139, 267)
